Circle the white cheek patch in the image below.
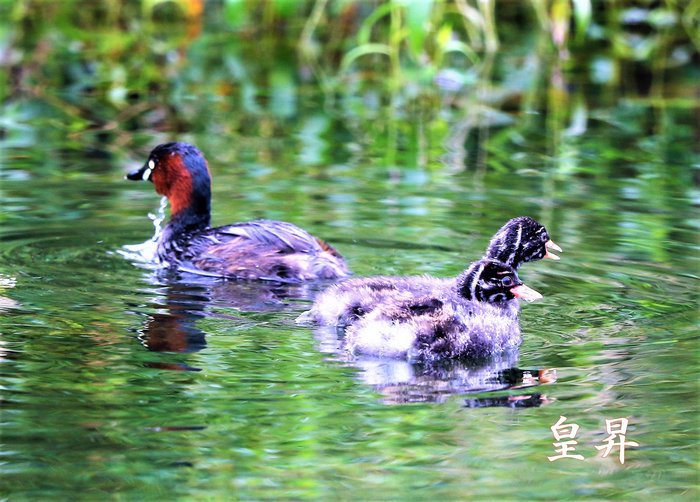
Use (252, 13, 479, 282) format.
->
(142, 160, 155, 181)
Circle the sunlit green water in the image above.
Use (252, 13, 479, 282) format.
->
(1, 4, 699, 499)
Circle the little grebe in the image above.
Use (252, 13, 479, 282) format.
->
(126, 142, 350, 282)
(299, 258, 542, 361)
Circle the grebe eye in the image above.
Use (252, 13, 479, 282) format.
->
(501, 276, 513, 287)
(541, 232, 548, 242)
(148, 160, 155, 170)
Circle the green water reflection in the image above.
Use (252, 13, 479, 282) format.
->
(1, 2, 698, 500)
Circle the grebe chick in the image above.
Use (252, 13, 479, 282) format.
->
(485, 216, 561, 269)
(300, 216, 559, 325)
(126, 142, 349, 282)
(299, 259, 542, 361)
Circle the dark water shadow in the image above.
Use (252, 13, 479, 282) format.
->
(128, 269, 324, 367)
(313, 325, 556, 405)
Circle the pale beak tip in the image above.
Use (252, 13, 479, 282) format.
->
(545, 240, 562, 260)
(546, 240, 563, 253)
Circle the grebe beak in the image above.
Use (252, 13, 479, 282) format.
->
(544, 240, 562, 260)
(126, 162, 152, 182)
(510, 284, 543, 302)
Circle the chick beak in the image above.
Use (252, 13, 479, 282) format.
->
(510, 284, 543, 302)
(545, 240, 562, 260)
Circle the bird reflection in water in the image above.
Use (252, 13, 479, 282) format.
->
(313, 325, 556, 405)
(130, 272, 321, 370)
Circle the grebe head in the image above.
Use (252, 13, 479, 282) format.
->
(127, 142, 211, 229)
(456, 258, 542, 303)
(485, 216, 561, 268)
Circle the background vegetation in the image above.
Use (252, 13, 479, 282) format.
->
(0, 0, 698, 174)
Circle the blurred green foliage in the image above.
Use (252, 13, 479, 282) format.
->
(0, 0, 697, 173)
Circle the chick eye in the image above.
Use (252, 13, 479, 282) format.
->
(501, 276, 513, 287)
(540, 232, 549, 242)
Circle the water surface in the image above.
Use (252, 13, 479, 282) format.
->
(1, 8, 698, 500)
